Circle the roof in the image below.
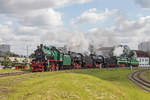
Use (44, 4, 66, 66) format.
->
(133, 50, 149, 57)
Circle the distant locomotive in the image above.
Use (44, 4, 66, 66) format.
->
(104, 57, 139, 67)
(104, 57, 117, 67)
(68, 51, 84, 69)
(83, 54, 104, 68)
(105, 45, 139, 67)
(92, 55, 105, 68)
(117, 57, 139, 67)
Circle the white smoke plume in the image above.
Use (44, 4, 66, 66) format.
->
(113, 46, 124, 57)
(41, 28, 118, 55)
(67, 32, 89, 54)
(87, 28, 118, 50)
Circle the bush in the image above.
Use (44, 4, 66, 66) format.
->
(1, 56, 12, 68)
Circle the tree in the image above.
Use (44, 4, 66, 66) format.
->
(23, 58, 28, 64)
(12, 58, 19, 67)
(1, 56, 12, 68)
(128, 51, 135, 58)
(0, 52, 20, 57)
(9, 52, 20, 57)
(29, 53, 35, 58)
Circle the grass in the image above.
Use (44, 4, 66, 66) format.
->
(0, 69, 23, 73)
(0, 68, 150, 100)
(145, 69, 150, 80)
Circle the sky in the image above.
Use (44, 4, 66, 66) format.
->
(0, 0, 150, 55)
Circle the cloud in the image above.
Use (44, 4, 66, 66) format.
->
(0, 22, 43, 54)
(0, 0, 93, 13)
(87, 15, 150, 49)
(67, 32, 89, 53)
(135, 0, 150, 8)
(0, 8, 63, 27)
(71, 8, 119, 24)
(87, 27, 118, 48)
(0, 0, 149, 57)
(41, 29, 89, 53)
(18, 9, 63, 26)
(1, 15, 150, 55)
(0, 0, 150, 56)
(0, 0, 94, 55)
(0, 0, 94, 27)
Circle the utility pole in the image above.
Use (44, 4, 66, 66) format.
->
(27, 45, 28, 58)
(24, 40, 29, 58)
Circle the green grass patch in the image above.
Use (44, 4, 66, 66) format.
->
(0, 68, 150, 100)
(145, 69, 150, 80)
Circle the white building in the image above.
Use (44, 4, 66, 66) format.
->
(133, 50, 150, 67)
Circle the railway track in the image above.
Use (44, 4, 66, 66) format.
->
(128, 69, 150, 92)
(0, 71, 32, 77)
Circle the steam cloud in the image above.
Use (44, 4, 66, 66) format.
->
(113, 46, 124, 57)
(67, 32, 89, 54)
(41, 28, 118, 55)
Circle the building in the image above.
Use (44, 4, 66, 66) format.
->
(138, 41, 150, 52)
(96, 47, 113, 57)
(133, 50, 150, 67)
(0, 44, 10, 56)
